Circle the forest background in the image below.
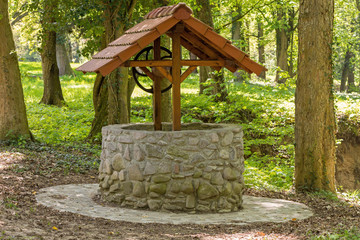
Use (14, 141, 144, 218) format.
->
(1, 0, 360, 238)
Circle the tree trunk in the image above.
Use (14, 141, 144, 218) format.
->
(195, 0, 227, 100)
(288, 8, 296, 78)
(56, 32, 74, 76)
(295, 0, 336, 192)
(87, 0, 136, 141)
(0, 0, 32, 140)
(340, 51, 351, 92)
(257, 20, 266, 79)
(40, 0, 64, 106)
(275, 7, 289, 84)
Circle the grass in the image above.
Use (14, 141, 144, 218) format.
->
(15, 61, 360, 194)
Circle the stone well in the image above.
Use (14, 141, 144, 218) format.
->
(98, 123, 244, 213)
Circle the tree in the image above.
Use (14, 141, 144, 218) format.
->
(56, 31, 74, 76)
(87, 0, 137, 140)
(194, 0, 227, 101)
(39, 0, 65, 106)
(295, 0, 336, 192)
(0, 0, 32, 140)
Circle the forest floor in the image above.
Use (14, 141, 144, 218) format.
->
(1, 144, 360, 240)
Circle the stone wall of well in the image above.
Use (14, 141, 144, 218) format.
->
(98, 123, 244, 213)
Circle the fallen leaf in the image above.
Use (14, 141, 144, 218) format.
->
(52, 226, 58, 230)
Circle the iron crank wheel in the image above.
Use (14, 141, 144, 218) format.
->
(132, 46, 172, 94)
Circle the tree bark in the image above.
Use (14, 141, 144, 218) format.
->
(257, 20, 266, 79)
(295, 0, 336, 192)
(0, 0, 32, 140)
(56, 32, 74, 76)
(194, 0, 227, 100)
(340, 51, 351, 92)
(40, 0, 65, 106)
(87, 0, 136, 141)
(275, 7, 289, 84)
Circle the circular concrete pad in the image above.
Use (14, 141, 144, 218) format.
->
(36, 184, 313, 225)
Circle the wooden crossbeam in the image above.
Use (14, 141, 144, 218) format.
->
(139, 67, 155, 81)
(181, 66, 197, 82)
(155, 67, 173, 83)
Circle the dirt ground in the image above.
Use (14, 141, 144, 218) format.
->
(1, 143, 360, 240)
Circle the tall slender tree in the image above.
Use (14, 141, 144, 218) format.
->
(87, 0, 137, 140)
(0, 0, 32, 140)
(295, 0, 336, 192)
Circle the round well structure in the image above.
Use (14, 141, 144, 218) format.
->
(98, 123, 244, 213)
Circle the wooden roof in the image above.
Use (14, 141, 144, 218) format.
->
(76, 3, 266, 76)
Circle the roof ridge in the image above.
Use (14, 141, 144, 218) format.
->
(144, 2, 192, 19)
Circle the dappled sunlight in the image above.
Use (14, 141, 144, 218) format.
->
(0, 151, 26, 170)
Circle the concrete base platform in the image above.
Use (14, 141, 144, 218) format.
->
(36, 184, 313, 225)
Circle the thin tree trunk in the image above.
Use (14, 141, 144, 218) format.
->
(195, 0, 227, 100)
(40, 0, 64, 106)
(87, 0, 136, 141)
(275, 7, 289, 84)
(257, 20, 266, 79)
(160, 36, 172, 122)
(340, 51, 351, 92)
(295, 0, 336, 192)
(0, 0, 32, 140)
(56, 32, 74, 76)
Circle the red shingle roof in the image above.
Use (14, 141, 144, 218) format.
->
(77, 3, 266, 76)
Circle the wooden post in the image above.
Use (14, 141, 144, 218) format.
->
(153, 37, 162, 130)
(171, 24, 183, 131)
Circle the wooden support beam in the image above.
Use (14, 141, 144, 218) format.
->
(171, 24, 183, 131)
(181, 66, 197, 82)
(139, 67, 155, 81)
(153, 38, 162, 131)
(155, 66, 173, 83)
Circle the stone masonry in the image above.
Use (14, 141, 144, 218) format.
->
(99, 123, 244, 213)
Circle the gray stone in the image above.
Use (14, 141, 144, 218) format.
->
(132, 181, 145, 197)
(104, 160, 113, 175)
(191, 154, 205, 164)
(223, 167, 238, 180)
(167, 146, 189, 159)
(197, 182, 219, 200)
(222, 131, 234, 146)
(186, 195, 196, 208)
(146, 144, 163, 158)
(173, 163, 180, 174)
(172, 174, 185, 179)
(98, 173, 106, 181)
(203, 173, 211, 180)
(198, 139, 210, 148)
(158, 140, 168, 146)
(127, 164, 143, 181)
(143, 162, 156, 175)
(122, 181, 133, 194)
(109, 183, 121, 193)
(193, 171, 202, 178)
(149, 192, 160, 198)
(147, 199, 161, 210)
(207, 144, 217, 150)
(189, 137, 199, 145)
(118, 135, 133, 143)
(203, 149, 215, 157)
(181, 179, 194, 194)
(221, 182, 232, 196)
(211, 172, 224, 185)
(152, 175, 171, 183)
(133, 144, 144, 161)
(196, 204, 210, 212)
(123, 145, 131, 161)
(163, 204, 183, 211)
(219, 149, 229, 159)
(169, 181, 181, 193)
(110, 171, 119, 180)
(112, 154, 125, 171)
(107, 142, 117, 152)
(158, 162, 172, 174)
(149, 183, 167, 195)
(232, 182, 243, 194)
(210, 133, 219, 143)
(119, 170, 126, 181)
(133, 131, 147, 140)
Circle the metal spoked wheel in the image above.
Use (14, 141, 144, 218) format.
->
(132, 46, 172, 94)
